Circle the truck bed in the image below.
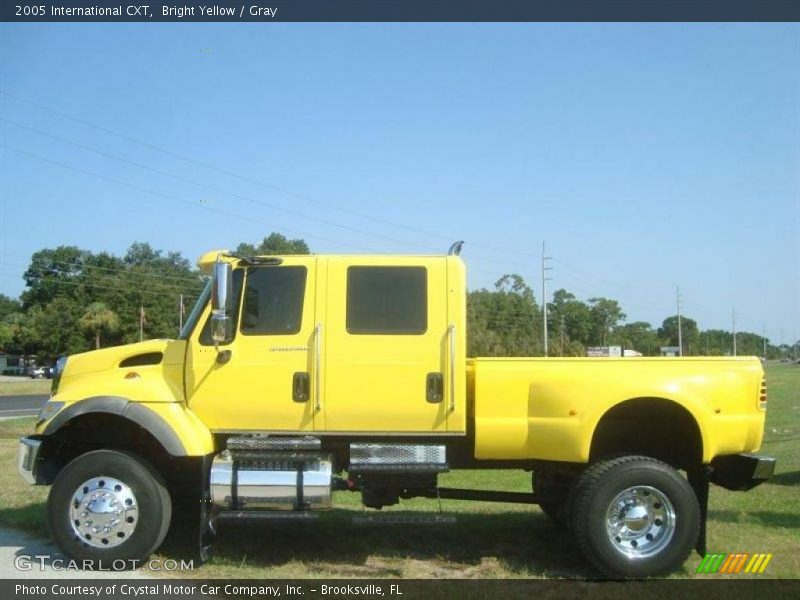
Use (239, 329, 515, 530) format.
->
(468, 356, 765, 463)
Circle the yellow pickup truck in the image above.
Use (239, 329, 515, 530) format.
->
(18, 248, 774, 577)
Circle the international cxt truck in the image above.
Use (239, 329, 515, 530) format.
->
(18, 246, 775, 577)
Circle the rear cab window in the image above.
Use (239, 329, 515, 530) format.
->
(346, 266, 427, 335)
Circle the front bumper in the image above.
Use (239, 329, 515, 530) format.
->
(17, 436, 42, 485)
(710, 453, 776, 491)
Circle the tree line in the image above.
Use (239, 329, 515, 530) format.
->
(468, 277, 790, 359)
(0, 233, 792, 363)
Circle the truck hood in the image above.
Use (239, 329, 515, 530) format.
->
(61, 339, 179, 379)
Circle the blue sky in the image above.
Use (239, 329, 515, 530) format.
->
(0, 24, 798, 340)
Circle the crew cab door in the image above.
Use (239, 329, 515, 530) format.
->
(320, 257, 451, 433)
(185, 257, 318, 432)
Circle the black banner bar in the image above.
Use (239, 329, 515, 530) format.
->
(4, 579, 800, 600)
(2, 1, 800, 23)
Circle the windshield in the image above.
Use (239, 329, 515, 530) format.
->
(178, 279, 212, 340)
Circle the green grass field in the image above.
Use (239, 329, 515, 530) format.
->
(0, 364, 797, 579)
(0, 378, 52, 396)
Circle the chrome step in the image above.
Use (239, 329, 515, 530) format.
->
(227, 436, 321, 452)
(348, 463, 449, 474)
(351, 513, 457, 526)
(217, 510, 319, 521)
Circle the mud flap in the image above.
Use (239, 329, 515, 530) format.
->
(687, 466, 710, 557)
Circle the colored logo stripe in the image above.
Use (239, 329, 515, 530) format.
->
(697, 553, 772, 574)
(697, 553, 725, 573)
(745, 554, 773, 574)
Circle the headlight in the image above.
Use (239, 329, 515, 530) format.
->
(37, 401, 64, 423)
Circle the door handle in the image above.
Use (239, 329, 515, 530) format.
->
(426, 372, 443, 403)
(293, 372, 310, 402)
(448, 323, 456, 412)
(313, 323, 322, 412)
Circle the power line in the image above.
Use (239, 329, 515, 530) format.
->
(5, 116, 539, 267)
(1, 90, 743, 323)
(5, 251, 206, 286)
(1, 117, 445, 255)
(3, 261, 202, 295)
(551, 257, 631, 292)
(1, 143, 383, 253)
(5, 89, 766, 330)
(2, 91, 689, 305)
(3, 262, 203, 298)
(0, 89, 531, 259)
(3, 267, 777, 338)
(1, 142, 533, 278)
(551, 257, 722, 324)
(550, 259, 675, 314)
(0, 271, 201, 300)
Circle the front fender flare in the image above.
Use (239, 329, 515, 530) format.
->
(43, 396, 187, 456)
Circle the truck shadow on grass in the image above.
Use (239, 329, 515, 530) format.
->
(767, 469, 800, 487)
(0, 502, 592, 577)
(162, 509, 596, 578)
(1, 504, 710, 578)
(0, 501, 49, 539)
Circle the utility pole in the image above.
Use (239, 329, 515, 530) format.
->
(541, 242, 552, 356)
(732, 308, 737, 356)
(705, 332, 709, 356)
(560, 314, 566, 357)
(139, 305, 145, 342)
(676, 286, 684, 357)
(762, 323, 767, 360)
(179, 293, 184, 334)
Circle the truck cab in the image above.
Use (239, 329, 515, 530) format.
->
(184, 251, 466, 434)
(18, 248, 775, 578)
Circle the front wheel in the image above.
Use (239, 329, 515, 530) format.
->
(570, 456, 700, 578)
(47, 450, 172, 569)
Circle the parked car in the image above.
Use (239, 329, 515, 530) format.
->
(29, 366, 53, 379)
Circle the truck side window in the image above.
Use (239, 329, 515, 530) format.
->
(346, 266, 427, 334)
(199, 268, 244, 346)
(241, 266, 307, 335)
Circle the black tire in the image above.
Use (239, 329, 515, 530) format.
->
(47, 450, 172, 569)
(532, 470, 570, 528)
(570, 455, 700, 578)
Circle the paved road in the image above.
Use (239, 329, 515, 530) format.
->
(0, 394, 48, 418)
(0, 527, 148, 578)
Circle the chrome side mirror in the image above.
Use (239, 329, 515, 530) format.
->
(211, 261, 233, 344)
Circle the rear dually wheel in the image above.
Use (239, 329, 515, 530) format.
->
(570, 455, 700, 578)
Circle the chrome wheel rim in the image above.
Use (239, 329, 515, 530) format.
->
(605, 485, 676, 558)
(69, 476, 138, 549)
